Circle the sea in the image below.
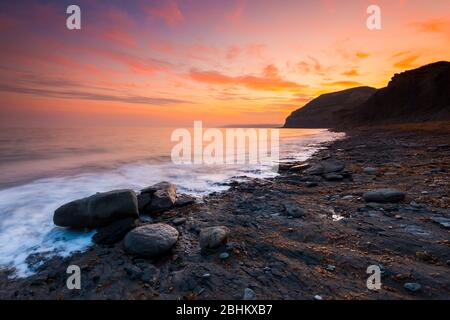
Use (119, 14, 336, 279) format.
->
(0, 127, 344, 277)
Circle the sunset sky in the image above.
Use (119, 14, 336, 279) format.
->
(0, 0, 449, 127)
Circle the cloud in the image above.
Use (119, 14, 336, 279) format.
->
(0, 74, 188, 106)
(295, 56, 332, 75)
(342, 69, 360, 76)
(355, 52, 370, 59)
(189, 65, 306, 92)
(145, 1, 184, 27)
(411, 18, 450, 34)
(87, 48, 171, 74)
(393, 55, 419, 69)
(391, 50, 411, 58)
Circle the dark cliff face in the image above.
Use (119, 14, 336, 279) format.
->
(283, 61, 450, 129)
(283, 86, 376, 128)
(349, 61, 450, 125)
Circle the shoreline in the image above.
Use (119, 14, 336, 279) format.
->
(1, 124, 449, 299)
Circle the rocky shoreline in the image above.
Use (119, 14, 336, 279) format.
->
(1, 124, 449, 300)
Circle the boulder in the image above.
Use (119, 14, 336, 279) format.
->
(304, 160, 345, 175)
(53, 189, 139, 228)
(175, 194, 196, 207)
(93, 218, 136, 245)
(363, 188, 406, 203)
(124, 223, 179, 258)
(199, 226, 230, 250)
(138, 181, 177, 214)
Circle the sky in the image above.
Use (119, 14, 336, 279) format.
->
(0, 0, 449, 127)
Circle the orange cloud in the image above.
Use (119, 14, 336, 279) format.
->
(189, 66, 305, 92)
(393, 55, 419, 69)
(145, 1, 184, 27)
(411, 18, 450, 34)
(391, 50, 410, 58)
(342, 69, 359, 76)
(356, 52, 370, 59)
(295, 56, 334, 76)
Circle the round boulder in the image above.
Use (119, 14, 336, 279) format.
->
(124, 223, 179, 257)
(199, 226, 230, 250)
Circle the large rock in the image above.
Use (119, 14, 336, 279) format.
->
(175, 194, 196, 207)
(138, 181, 177, 214)
(93, 218, 136, 245)
(304, 160, 345, 176)
(351, 61, 450, 125)
(124, 223, 179, 258)
(283, 86, 376, 128)
(53, 189, 139, 228)
(199, 226, 230, 250)
(363, 188, 406, 203)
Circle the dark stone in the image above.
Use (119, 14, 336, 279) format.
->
(304, 160, 345, 175)
(219, 252, 230, 260)
(138, 181, 177, 214)
(172, 217, 187, 226)
(363, 189, 406, 203)
(124, 264, 143, 280)
(243, 288, 256, 300)
(305, 181, 318, 187)
(53, 189, 139, 228)
(93, 218, 136, 245)
(175, 194, 196, 207)
(404, 282, 421, 293)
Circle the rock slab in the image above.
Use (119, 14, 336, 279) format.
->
(363, 188, 406, 203)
